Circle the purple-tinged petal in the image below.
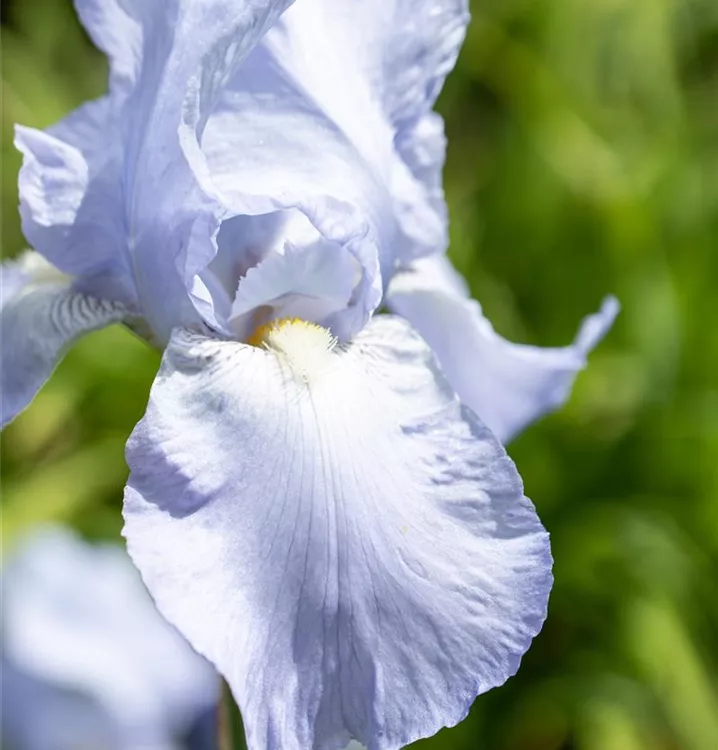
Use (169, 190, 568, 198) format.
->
(16, 0, 294, 344)
(0, 253, 126, 427)
(132, 0, 296, 339)
(123, 315, 551, 750)
(229, 242, 358, 340)
(387, 256, 620, 442)
(15, 123, 134, 305)
(73, 0, 141, 96)
(195, 0, 470, 333)
(199, 46, 387, 337)
(257, 0, 468, 262)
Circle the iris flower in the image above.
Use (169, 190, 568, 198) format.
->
(1, 1, 617, 748)
(1, 526, 218, 750)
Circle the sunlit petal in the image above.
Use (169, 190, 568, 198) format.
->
(387, 256, 619, 442)
(124, 315, 551, 750)
(15, 0, 294, 343)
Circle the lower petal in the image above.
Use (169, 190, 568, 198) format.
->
(123, 315, 552, 750)
(387, 256, 619, 443)
(1, 255, 126, 426)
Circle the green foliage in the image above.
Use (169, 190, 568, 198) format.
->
(1, 1, 716, 748)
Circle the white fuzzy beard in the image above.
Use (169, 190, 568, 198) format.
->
(254, 318, 338, 384)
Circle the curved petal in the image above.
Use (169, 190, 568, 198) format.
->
(1, 525, 218, 749)
(200, 44, 386, 338)
(0, 254, 126, 427)
(74, 0, 142, 96)
(16, 0, 294, 343)
(260, 0, 468, 262)
(386, 256, 620, 443)
(132, 0, 295, 340)
(1, 255, 34, 310)
(198, 0, 470, 327)
(15, 123, 135, 305)
(123, 316, 552, 750)
(230, 242, 357, 338)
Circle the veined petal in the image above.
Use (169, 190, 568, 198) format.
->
(0, 253, 126, 427)
(16, 0, 294, 344)
(387, 256, 620, 443)
(123, 316, 551, 750)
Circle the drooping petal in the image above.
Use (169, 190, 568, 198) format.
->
(1, 525, 218, 750)
(1, 254, 33, 310)
(386, 256, 620, 443)
(123, 316, 552, 750)
(0, 253, 126, 427)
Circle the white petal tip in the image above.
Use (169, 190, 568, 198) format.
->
(575, 295, 620, 354)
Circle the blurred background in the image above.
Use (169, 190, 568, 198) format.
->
(1, 0, 717, 749)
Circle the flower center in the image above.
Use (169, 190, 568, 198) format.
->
(248, 318, 338, 383)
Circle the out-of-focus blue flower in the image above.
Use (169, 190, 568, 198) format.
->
(1, 1, 618, 748)
(1, 525, 219, 750)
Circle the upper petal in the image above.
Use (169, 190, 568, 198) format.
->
(15, 120, 135, 306)
(0, 253, 126, 427)
(16, 0, 293, 343)
(132, 0, 295, 339)
(74, 0, 142, 96)
(123, 316, 551, 750)
(199, 44, 387, 338)
(386, 256, 620, 442)
(198, 0, 470, 326)
(229, 242, 358, 339)
(259, 0, 468, 261)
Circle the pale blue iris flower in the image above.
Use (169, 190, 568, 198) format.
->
(1, 1, 618, 749)
(1, 526, 218, 750)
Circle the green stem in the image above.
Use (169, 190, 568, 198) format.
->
(219, 679, 248, 750)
